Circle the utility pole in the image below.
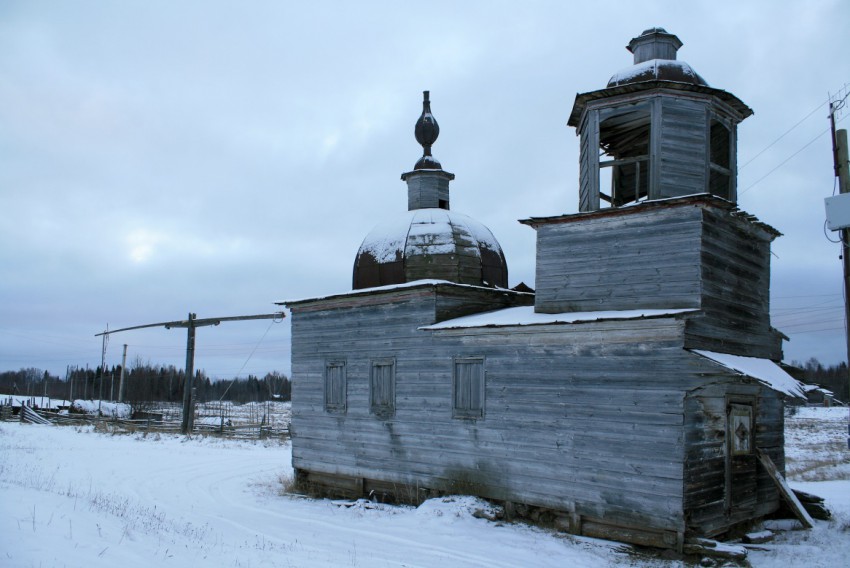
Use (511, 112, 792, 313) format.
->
(96, 311, 285, 435)
(118, 344, 128, 402)
(99, 324, 108, 413)
(829, 95, 850, 448)
(835, 130, 850, 445)
(182, 313, 197, 434)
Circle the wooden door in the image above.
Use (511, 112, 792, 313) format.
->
(726, 403, 757, 515)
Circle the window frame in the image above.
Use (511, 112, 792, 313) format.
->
(369, 357, 396, 418)
(323, 359, 347, 413)
(452, 356, 485, 419)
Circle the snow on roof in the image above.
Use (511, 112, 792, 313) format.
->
(692, 350, 807, 399)
(607, 58, 707, 87)
(422, 305, 697, 330)
(802, 384, 834, 396)
(282, 279, 530, 306)
(357, 209, 502, 264)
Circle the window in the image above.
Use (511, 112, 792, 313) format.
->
(324, 360, 346, 412)
(370, 358, 395, 417)
(709, 119, 732, 200)
(453, 357, 485, 419)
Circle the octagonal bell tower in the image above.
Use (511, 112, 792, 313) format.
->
(569, 28, 753, 212)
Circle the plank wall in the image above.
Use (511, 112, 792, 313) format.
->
(533, 204, 704, 313)
(683, 379, 784, 537)
(291, 288, 710, 538)
(657, 97, 708, 198)
(684, 206, 781, 359)
(532, 199, 782, 359)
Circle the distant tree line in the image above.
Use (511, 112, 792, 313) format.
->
(789, 358, 848, 403)
(0, 363, 291, 405)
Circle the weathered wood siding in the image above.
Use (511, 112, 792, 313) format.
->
(435, 286, 533, 321)
(578, 111, 600, 212)
(683, 378, 784, 537)
(684, 206, 781, 359)
(533, 204, 703, 313)
(657, 97, 708, 198)
(532, 199, 781, 358)
(291, 287, 719, 542)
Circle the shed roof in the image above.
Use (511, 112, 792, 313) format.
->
(691, 350, 806, 399)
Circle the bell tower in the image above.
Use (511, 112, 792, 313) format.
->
(569, 28, 753, 211)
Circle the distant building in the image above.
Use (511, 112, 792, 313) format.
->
(282, 29, 805, 550)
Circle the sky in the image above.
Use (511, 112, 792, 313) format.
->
(1, 0, 849, 382)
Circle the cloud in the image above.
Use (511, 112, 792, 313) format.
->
(1, 0, 849, 379)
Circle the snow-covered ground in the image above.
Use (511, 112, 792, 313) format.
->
(70, 399, 131, 419)
(0, 407, 848, 567)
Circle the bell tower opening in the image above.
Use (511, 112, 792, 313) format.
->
(709, 118, 733, 201)
(599, 105, 651, 207)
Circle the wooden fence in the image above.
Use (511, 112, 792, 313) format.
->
(5, 403, 289, 440)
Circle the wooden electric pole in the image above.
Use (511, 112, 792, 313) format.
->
(829, 95, 850, 447)
(835, 130, 850, 422)
(118, 344, 128, 403)
(96, 311, 285, 434)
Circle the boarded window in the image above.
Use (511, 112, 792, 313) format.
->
(324, 361, 346, 412)
(453, 357, 485, 419)
(370, 358, 395, 417)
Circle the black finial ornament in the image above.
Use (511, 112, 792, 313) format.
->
(414, 90, 442, 170)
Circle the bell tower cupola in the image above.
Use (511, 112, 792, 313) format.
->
(569, 28, 753, 212)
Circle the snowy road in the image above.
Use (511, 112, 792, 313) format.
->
(2, 409, 848, 567)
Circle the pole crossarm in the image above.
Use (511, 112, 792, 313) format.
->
(95, 312, 285, 337)
(93, 310, 286, 434)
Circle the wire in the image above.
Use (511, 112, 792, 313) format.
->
(218, 318, 279, 401)
(739, 125, 833, 195)
(739, 93, 849, 196)
(740, 100, 828, 170)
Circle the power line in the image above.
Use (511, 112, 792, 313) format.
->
(738, 84, 849, 195)
(739, 125, 833, 196)
(739, 100, 828, 170)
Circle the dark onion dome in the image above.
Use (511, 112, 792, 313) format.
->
(607, 58, 708, 87)
(352, 208, 508, 290)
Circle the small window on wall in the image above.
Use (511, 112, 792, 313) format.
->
(370, 358, 395, 418)
(324, 360, 346, 413)
(453, 357, 485, 419)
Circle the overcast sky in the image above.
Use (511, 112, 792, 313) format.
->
(2, 0, 849, 383)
